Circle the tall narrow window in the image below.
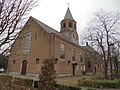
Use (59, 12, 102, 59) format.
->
(60, 44, 65, 59)
(80, 55, 83, 62)
(87, 61, 91, 68)
(23, 32, 31, 53)
(63, 23, 66, 28)
(72, 48, 75, 63)
(80, 52, 83, 62)
(74, 24, 76, 29)
(69, 22, 72, 28)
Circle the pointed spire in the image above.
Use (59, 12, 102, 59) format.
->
(64, 7, 73, 20)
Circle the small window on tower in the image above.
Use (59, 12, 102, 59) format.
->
(63, 23, 66, 28)
(13, 60, 16, 64)
(74, 24, 76, 29)
(36, 58, 39, 64)
(69, 22, 72, 28)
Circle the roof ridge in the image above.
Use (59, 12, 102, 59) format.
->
(30, 16, 82, 47)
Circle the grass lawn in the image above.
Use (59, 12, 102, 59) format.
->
(55, 75, 92, 86)
(55, 75, 120, 90)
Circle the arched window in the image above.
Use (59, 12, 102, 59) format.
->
(80, 56, 83, 62)
(13, 60, 16, 64)
(69, 22, 72, 28)
(87, 61, 91, 68)
(36, 58, 39, 64)
(63, 23, 66, 28)
(60, 44, 65, 59)
(72, 48, 75, 62)
(23, 32, 31, 53)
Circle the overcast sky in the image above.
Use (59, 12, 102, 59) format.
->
(30, 0, 120, 38)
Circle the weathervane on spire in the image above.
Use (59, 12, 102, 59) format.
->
(67, 3, 69, 7)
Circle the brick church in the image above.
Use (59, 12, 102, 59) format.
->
(8, 7, 103, 77)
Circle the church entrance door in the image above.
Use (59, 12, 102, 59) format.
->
(21, 60, 27, 75)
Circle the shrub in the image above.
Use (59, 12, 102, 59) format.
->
(13, 77, 33, 87)
(97, 80, 118, 88)
(38, 59, 56, 90)
(78, 79, 97, 87)
(116, 79, 120, 88)
(87, 89, 96, 90)
(55, 84, 81, 90)
(0, 75, 36, 90)
(78, 79, 119, 88)
(0, 75, 12, 87)
(34, 81, 39, 88)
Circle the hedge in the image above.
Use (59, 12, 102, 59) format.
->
(55, 84, 81, 90)
(33, 80, 81, 90)
(78, 79, 120, 88)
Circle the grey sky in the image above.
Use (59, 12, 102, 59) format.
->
(30, 0, 120, 37)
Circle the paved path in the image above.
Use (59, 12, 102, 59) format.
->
(81, 87, 120, 90)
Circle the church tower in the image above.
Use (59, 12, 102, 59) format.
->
(60, 7, 79, 44)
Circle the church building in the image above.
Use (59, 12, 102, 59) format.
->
(8, 8, 103, 77)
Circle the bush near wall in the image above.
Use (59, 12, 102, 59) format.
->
(55, 84, 81, 90)
(77, 79, 120, 88)
(33, 81, 82, 90)
(13, 77, 33, 87)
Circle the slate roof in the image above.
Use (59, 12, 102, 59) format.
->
(82, 46, 96, 52)
(30, 16, 97, 52)
(64, 7, 73, 20)
(31, 16, 73, 43)
(28, 16, 103, 57)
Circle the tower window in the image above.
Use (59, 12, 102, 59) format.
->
(74, 24, 76, 29)
(13, 60, 16, 64)
(63, 23, 66, 28)
(69, 22, 72, 28)
(36, 58, 39, 64)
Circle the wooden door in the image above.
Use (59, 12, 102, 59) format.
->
(21, 60, 27, 75)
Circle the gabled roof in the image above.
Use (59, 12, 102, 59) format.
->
(82, 46, 96, 53)
(64, 7, 73, 20)
(31, 16, 72, 42)
(29, 16, 85, 49)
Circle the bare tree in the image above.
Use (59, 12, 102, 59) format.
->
(82, 9, 120, 79)
(111, 42, 120, 78)
(0, 0, 39, 55)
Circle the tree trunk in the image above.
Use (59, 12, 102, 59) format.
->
(104, 61, 108, 79)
